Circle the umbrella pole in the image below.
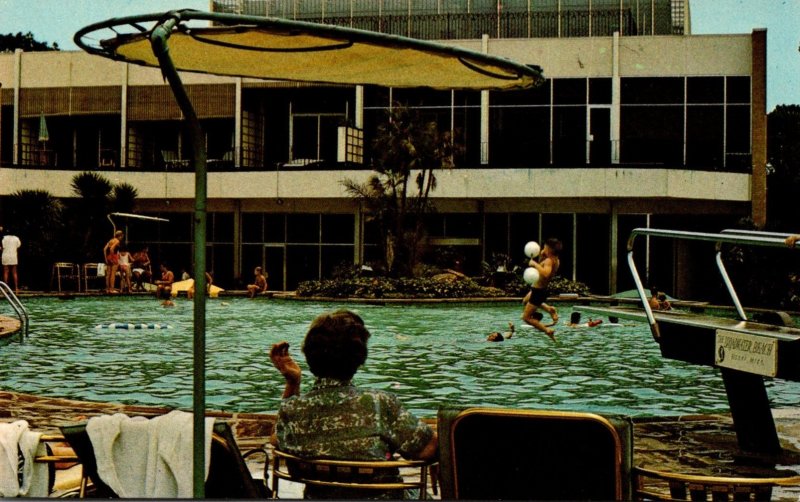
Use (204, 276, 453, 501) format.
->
(150, 14, 208, 498)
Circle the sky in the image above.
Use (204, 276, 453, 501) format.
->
(1, 0, 798, 111)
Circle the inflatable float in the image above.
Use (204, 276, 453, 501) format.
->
(94, 323, 173, 330)
(170, 278, 224, 298)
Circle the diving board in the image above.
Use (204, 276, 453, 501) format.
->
(579, 228, 800, 457)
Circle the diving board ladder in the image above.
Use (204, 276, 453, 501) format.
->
(0, 281, 29, 342)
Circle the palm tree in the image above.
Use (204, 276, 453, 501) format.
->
(65, 172, 138, 263)
(343, 105, 460, 276)
(5, 189, 64, 289)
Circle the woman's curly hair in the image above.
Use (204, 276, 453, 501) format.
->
(302, 310, 371, 380)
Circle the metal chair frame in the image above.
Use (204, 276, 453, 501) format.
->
(633, 465, 800, 501)
(270, 448, 438, 499)
(51, 262, 81, 292)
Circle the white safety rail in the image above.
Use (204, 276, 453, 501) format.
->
(0, 281, 29, 342)
(623, 228, 794, 341)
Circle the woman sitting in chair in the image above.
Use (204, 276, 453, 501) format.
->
(270, 309, 438, 499)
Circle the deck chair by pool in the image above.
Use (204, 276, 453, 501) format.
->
(60, 419, 269, 498)
(51, 262, 81, 292)
(33, 434, 83, 497)
(271, 448, 438, 499)
(633, 465, 800, 501)
(437, 407, 633, 500)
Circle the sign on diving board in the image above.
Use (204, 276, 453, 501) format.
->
(715, 330, 778, 377)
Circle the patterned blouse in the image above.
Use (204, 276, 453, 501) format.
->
(274, 377, 434, 499)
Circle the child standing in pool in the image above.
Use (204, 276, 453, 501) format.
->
(521, 238, 561, 342)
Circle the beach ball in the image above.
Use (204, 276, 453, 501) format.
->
(523, 267, 539, 285)
(524, 241, 540, 258)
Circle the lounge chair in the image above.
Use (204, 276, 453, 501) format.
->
(60, 419, 269, 498)
(436, 407, 633, 500)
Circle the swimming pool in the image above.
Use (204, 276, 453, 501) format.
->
(3, 296, 800, 418)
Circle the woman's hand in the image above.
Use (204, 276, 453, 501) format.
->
(270, 341, 301, 397)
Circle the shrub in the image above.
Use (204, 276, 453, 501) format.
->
(296, 270, 592, 300)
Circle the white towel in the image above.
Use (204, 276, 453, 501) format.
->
(0, 420, 49, 497)
(97, 263, 106, 277)
(86, 411, 214, 498)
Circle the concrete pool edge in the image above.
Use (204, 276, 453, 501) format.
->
(4, 390, 800, 473)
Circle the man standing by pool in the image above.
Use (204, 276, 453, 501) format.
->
(521, 237, 562, 342)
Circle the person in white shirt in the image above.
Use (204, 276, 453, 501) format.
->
(1, 230, 22, 293)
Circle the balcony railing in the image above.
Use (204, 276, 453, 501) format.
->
(213, 1, 678, 37)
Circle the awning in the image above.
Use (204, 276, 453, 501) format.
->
(75, 10, 543, 90)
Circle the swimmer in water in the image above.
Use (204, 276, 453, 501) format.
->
(565, 312, 602, 328)
(487, 322, 516, 342)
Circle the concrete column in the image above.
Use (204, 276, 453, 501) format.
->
(355, 85, 364, 129)
(12, 49, 21, 165)
(235, 77, 242, 168)
(480, 35, 490, 165)
(120, 63, 128, 168)
(611, 32, 621, 164)
(354, 206, 363, 264)
(233, 199, 242, 279)
(750, 29, 767, 227)
(609, 205, 618, 294)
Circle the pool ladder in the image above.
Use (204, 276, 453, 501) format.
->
(0, 281, 29, 342)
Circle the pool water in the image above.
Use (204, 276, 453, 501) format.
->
(3, 296, 800, 418)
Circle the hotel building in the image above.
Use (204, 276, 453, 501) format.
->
(0, 0, 766, 296)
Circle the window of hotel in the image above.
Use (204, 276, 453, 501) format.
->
(576, 214, 610, 295)
(726, 76, 751, 171)
(553, 79, 586, 166)
(686, 77, 724, 168)
(286, 245, 319, 288)
(553, 107, 586, 166)
(621, 77, 683, 104)
(159, 212, 193, 242)
(453, 91, 482, 166)
(1, 107, 12, 164)
(489, 81, 550, 167)
(727, 76, 751, 104)
(686, 105, 723, 168)
(620, 105, 683, 165)
(265, 214, 286, 243)
(321, 244, 355, 277)
(242, 213, 263, 242)
(490, 106, 550, 167)
(726, 104, 751, 170)
(444, 213, 482, 239)
(541, 213, 573, 279)
(291, 114, 343, 162)
(208, 212, 234, 243)
(321, 214, 355, 244)
(484, 213, 510, 259)
(620, 77, 684, 165)
(287, 214, 320, 243)
(509, 213, 540, 260)
(687, 77, 723, 104)
(589, 78, 612, 104)
(554, 78, 586, 105)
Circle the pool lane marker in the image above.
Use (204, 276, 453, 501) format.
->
(94, 323, 174, 330)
